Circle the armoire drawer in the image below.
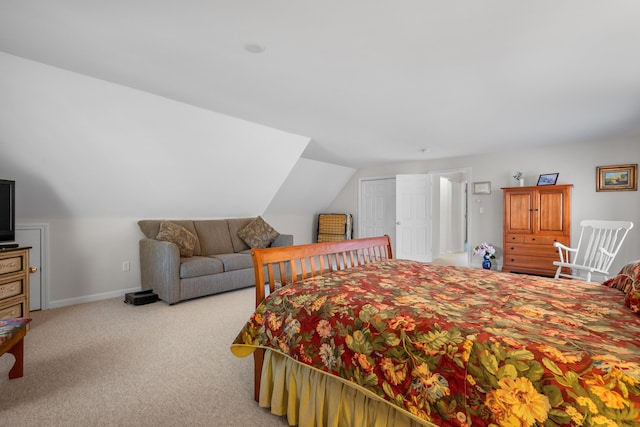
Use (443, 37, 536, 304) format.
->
(503, 255, 557, 271)
(504, 243, 558, 257)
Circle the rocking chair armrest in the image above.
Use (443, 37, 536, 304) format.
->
(554, 241, 577, 263)
(553, 241, 576, 252)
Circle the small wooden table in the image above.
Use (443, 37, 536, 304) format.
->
(0, 317, 31, 378)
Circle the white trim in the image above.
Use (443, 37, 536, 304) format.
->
(48, 286, 142, 309)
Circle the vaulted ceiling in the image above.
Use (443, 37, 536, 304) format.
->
(2, 1, 640, 169)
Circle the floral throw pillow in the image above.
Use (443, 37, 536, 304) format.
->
(602, 260, 640, 315)
(156, 221, 197, 257)
(601, 274, 634, 293)
(237, 216, 279, 249)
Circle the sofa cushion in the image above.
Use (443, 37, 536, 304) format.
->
(211, 253, 253, 272)
(227, 218, 255, 253)
(194, 220, 235, 255)
(156, 221, 198, 257)
(139, 220, 201, 256)
(237, 216, 280, 248)
(180, 256, 224, 279)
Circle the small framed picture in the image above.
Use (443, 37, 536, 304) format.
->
(596, 164, 637, 192)
(537, 173, 559, 186)
(473, 181, 491, 195)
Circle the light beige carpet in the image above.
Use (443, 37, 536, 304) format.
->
(0, 287, 289, 427)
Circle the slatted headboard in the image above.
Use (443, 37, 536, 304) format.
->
(248, 235, 393, 401)
(250, 235, 393, 306)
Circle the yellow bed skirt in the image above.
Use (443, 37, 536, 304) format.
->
(259, 350, 434, 427)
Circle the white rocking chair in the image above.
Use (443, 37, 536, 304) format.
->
(554, 219, 634, 282)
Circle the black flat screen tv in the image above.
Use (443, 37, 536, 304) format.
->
(0, 179, 16, 244)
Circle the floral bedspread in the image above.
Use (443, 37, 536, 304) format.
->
(231, 259, 640, 426)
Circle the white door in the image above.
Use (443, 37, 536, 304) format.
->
(359, 178, 396, 248)
(16, 224, 46, 310)
(396, 174, 432, 262)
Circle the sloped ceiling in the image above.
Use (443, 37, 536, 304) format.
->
(266, 158, 356, 215)
(2, 1, 640, 169)
(0, 53, 310, 219)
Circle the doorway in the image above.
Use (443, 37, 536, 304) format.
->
(431, 169, 469, 266)
(358, 167, 470, 266)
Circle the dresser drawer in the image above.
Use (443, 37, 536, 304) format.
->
(0, 278, 24, 301)
(0, 299, 26, 320)
(524, 236, 544, 244)
(505, 234, 525, 243)
(504, 243, 558, 257)
(503, 255, 557, 270)
(523, 236, 567, 245)
(0, 255, 24, 276)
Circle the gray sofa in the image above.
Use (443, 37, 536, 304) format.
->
(138, 218, 293, 304)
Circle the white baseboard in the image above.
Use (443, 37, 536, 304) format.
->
(47, 286, 142, 310)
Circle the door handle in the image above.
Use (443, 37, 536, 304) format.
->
(29, 267, 38, 273)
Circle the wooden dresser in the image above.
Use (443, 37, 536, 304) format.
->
(502, 185, 572, 277)
(0, 247, 30, 320)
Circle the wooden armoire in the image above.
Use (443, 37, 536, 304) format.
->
(502, 184, 572, 277)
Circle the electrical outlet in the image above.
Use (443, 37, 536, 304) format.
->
(122, 261, 130, 272)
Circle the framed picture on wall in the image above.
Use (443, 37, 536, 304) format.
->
(473, 181, 491, 195)
(537, 173, 559, 186)
(596, 164, 638, 192)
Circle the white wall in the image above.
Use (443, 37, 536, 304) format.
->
(264, 157, 356, 244)
(0, 52, 318, 308)
(329, 139, 640, 275)
(0, 53, 310, 218)
(16, 218, 144, 308)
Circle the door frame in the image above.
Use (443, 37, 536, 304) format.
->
(16, 223, 49, 310)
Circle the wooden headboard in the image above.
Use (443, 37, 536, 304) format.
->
(250, 235, 393, 307)
(248, 235, 393, 401)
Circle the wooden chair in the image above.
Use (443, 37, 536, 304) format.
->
(554, 220, 634, 282)
(0, 317, 31, 379)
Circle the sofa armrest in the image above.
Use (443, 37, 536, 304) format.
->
(270, 234, 293, 248)
(139, 238, 181, 304)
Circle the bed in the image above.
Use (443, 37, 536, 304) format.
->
(230, 236, 640, 427)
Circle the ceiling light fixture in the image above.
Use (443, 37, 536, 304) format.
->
(244, 43, 266, 54)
